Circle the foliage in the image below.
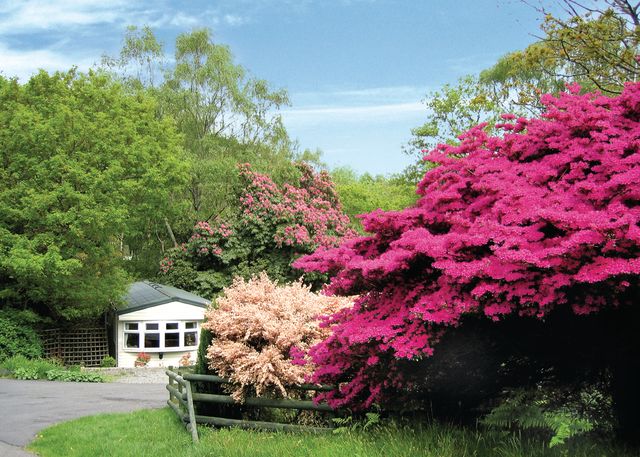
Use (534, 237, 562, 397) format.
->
(202, 273, 352, 401)
(100, 356, 117, 368)
(29, 408, 638, 457)
(295, 84, 640, 409)
(0, 70, 187, 319)
(1, 355, 62, 379)
(45, 369, 105, 382)
(511, 1, 640, 96)
(13, 367, 39, 380)
(403, 1, 640, 183)
(0, 308, 44, 360)
(160, 163, 354, 297)
(482, 389, 594, 448)
(331, 167, 418, 231)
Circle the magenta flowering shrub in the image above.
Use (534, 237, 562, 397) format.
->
(202, 273, 352, 400)
(294, 83, 640, 409)
(237, 162, 354, 250)
(159, 163, 354, 297)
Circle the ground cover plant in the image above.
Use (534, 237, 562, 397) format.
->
(294, 83, 640, 440)
(27, 407, 638, 457)
(0, 355, 105, 382)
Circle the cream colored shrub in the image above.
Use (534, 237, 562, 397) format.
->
(203, 273, 352, 401)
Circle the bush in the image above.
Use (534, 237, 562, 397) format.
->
(202, 273, 352, 401)
(0, 309, 44, 361)
(100, 356, 117, 368)
(1, 355, 62, 379)
(295, 83, 640, 418)
(45, 369, 104, 382)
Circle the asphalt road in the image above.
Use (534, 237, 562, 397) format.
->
(0, 378, 167, 456)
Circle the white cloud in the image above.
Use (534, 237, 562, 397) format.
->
(0, 0, 133, 33)
(0, 43, 95, 80)
(223, 14, 250, 26)
(282, 101, 424, 126)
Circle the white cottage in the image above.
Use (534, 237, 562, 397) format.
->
(115, 281, 210, 368)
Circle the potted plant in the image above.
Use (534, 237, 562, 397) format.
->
(179, 352, 192, 367)
(135, 352, 151, 367)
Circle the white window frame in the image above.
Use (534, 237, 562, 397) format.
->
(122, 320, 200, 352)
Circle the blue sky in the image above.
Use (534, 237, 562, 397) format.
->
(0, 0, 550, 175)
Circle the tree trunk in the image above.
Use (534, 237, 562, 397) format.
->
(164, 217, 178, 248)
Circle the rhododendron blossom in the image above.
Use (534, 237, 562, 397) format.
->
(159, 163, 355, 296)
(202, 273, 352, 401)
(295, 83, 640, 409)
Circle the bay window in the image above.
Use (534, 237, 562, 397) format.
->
(122, 321, 199, 351)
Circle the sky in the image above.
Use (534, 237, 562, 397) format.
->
(0, 0, 552, 175)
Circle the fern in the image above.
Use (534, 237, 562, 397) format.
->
(482, 390, 593, 448)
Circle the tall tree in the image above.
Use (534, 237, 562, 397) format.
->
(0, 70, 187, 319)
(161, 29, 295, 224)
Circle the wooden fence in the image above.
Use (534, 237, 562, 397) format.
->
(166, 369, 337, 443)
(41, 327, 108, 367)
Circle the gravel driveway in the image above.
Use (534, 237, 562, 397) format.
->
(0, 372, 168, 456)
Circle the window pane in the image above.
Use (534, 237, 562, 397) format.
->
(166, 323, 178, 330)
(184, 331, 197, 347)
(144, 333, 160, 348)
(125, 323, 138, 330)
(165, 332, 180, 348)
(125, 333, 139, 348)
(146, 323, 159, 330)
(185, 322, 197, 329)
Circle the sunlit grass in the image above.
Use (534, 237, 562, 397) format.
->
(28, 408, 636, 457)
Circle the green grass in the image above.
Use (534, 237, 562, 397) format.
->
(27, 408, 637, 457)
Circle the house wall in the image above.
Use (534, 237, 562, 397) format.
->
(116, 301, 206, 368)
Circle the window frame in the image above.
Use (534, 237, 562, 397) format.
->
(121, 320, 200, 352)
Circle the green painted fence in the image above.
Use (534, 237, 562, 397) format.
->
(165, 368, 338, 442)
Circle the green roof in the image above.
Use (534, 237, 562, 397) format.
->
(117, 281, 210, 315)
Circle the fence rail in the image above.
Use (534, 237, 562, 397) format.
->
(166, 369, 337, 442)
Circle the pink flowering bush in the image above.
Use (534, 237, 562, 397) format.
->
(202, 273, 352, 401)
(294, 83, 640, 410)
(159, 163, 354, 297)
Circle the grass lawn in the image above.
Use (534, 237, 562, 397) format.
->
(28, 408, 637, 457)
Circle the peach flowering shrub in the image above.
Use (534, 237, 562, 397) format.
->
(202, 273, 352, 401)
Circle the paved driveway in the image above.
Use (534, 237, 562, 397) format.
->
(0, 378, 167, 456)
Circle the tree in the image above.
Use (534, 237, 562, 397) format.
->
(403, 1, 640, 184)
(100, 26, 305, 274)
(294, 84, 640, 439)
(331, 167, 418, 232)
(0, 70, 187, 319)
(161, 29, 295, 225)
(159, 163, 355, 297)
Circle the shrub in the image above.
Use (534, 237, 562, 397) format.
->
(0, 309, 44, 361)
(1, 355, 63, 379)
(202, 273, 352, 400)
(45, 369, 104, 382)
(100, 356, 117, 368)
(481, 389, 594, 448)
(13, 367, 39, 380)
(160, 163, 355, 297)
(294, 83, 640, 414)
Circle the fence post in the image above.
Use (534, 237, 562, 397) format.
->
(185, 380, 199, 443)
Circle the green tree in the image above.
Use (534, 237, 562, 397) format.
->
(0, 70, 188, 319)
(403, 1, 640, 184)
(331, 167, 417, 232)
(161, 28, 295, 224)
(103, 27, 301, 240)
